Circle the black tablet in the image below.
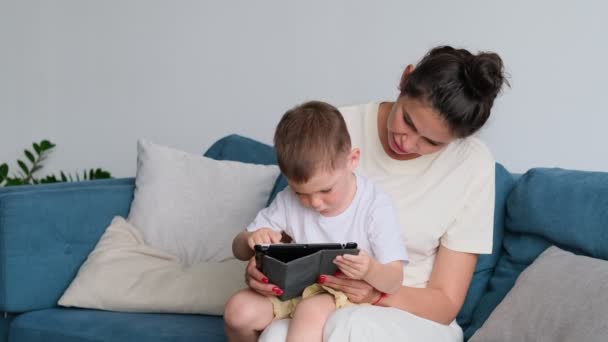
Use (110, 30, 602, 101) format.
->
(254, 242, 358, 271)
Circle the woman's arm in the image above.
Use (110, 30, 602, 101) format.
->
(322, 245, 477, 325)
(378, 245, 478, 324)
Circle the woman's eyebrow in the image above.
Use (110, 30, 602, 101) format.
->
(403, 111, 445, 146)
(402, 111, 418, 132)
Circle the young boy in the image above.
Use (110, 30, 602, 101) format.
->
(224, 101, 408, 342)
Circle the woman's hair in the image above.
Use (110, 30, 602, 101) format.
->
(400, 46, 508, 138)
(274, 101, 351, 183)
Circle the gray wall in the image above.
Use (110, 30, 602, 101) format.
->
(1, 0, 607, 177)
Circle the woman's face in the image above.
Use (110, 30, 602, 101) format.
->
(385, 95, 454, 159)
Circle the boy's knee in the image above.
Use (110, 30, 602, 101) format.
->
(224, 292, 259, 328)
(293, 295, 335, 319)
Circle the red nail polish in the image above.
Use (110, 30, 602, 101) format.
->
(272, 287, 282, 295)
(261, 277, 269, 284)
(334, 270, 342, 276)
(318, 275, 326, 284)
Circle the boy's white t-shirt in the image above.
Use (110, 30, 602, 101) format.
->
(339, 102, 495, 288)
(246, 174, 409, 265)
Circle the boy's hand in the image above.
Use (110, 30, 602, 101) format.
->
(333, 250, 375, 280)
(247, 228, 283, 250)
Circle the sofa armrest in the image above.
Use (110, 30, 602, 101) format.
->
(0, 178, 134, 312)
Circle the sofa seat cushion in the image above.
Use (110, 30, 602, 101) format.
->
(10, 308, 225, 342)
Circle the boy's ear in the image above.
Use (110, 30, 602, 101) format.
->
(347, 148, 360, 170)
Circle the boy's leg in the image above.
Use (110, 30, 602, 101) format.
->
(287, 294, 336, 342)
(224, 288, 274, 342)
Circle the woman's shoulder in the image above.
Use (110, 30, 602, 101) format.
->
(445, 136, 493, 164)
(338, 102, 379, 119)
(435, 137, 495, 179)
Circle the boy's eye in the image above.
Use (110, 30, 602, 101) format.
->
(321, 188, 332, 194)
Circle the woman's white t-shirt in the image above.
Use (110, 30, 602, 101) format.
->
(340, 102, 495, 288)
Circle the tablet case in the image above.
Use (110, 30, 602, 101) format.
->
(256, 243, 359, 300)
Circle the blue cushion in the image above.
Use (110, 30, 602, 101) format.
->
(203, 134, 277, 165)
(267, 175, 288, 207)
(506, 167, 608, 259)
(458, 163, 516, 337)
(9, 308, 225, 342)
(0, 179, 134, 312)
(465, 167, 608, 339)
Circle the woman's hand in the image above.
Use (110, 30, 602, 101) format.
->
(245, 257, 284, 297)
(320, 273, 380, 304)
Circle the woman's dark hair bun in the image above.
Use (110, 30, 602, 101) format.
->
(463, 52, 505, 100)
(401, 45, 508, 138)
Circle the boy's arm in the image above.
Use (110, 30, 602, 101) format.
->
(334, 252, 403, 294)
(233, 187, 290, 261)
(232, 228, 283, 261)
(232, 230, 255, 261)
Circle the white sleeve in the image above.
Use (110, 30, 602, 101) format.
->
(367, 198, 409, 265)
(245, 188, 289, 234)
(440, 158, 495, 254)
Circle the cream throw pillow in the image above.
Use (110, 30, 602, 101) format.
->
(127, 139, 280, 265)
(59, 217, 247, 315)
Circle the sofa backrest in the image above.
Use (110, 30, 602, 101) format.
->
(457, 163, 517, 333)
(0, 179, 134, 312)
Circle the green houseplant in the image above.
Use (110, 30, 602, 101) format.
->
(0, 139, 112, 187)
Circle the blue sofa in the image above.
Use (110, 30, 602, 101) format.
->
(1, 134, 606, 341)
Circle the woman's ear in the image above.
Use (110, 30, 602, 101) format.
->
(347, 148, 361, 171)
(399, 64, 415, 90)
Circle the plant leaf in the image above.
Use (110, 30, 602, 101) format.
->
(94, 168, 112, 179)
(40, 174, 58, 184)
(33, 143, 41, 155)
(5, 177, 25, 186)
(0, 163, 8, 180)
(17, 160, 29, 176)
(25, 150, 35, 164)
(40, 140, 55, 151)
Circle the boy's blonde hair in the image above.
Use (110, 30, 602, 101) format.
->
(274, 101, 351, 183)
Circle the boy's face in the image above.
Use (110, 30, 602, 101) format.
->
(288, 149, 359, 217)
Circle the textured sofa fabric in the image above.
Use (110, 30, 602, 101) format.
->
(0, 315, 13, 342)
(10, 309, 225, 342)
(0, 179, 134, 312)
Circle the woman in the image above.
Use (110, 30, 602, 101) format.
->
(248, 45, 507, 341)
